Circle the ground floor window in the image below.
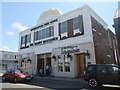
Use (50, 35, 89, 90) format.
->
(57, 54, 71, 72)
(58, 57, 63, 72)
(65, 62, 70, 72)
(21, 58, 32, 72)
(1, 64, 7, 71)
(64, 55, 70, 72)
(58, 62, 63, 72)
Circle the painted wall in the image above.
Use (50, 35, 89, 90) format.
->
(18, 5, 109, 77)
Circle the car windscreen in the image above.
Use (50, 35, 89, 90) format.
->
(15, 69, 22, 74)
(87, 65, 95, 73)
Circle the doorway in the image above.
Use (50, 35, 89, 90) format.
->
(76, 53, 86, 77)
(37, 53, 51, 75)
(37, 58, 44, 75)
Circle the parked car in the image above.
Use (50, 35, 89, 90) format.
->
(84, 64, 120, 88)
(2, 69, 33, 83)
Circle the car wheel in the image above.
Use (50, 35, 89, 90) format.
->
(88, 78, 98, 88)
(13, 77, 17, 83)
(2, 76, 6, 81)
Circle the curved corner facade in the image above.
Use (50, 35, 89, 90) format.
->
(18, 5, 116, 78)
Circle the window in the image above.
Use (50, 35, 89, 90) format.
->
(73, 17, 79, 30)
(87, 66, 95, 72)
(49, 26, 54, 37)
(108, 66, 119, 73)
(27, 34, 31, 43)
(15, 69, 22, 74)
(58, 62, 63, 72)
(79, 15, 83, 33)
(4, 54, 8, 59)
(64, 55, 70, 72)
(73, 15, 83, 34)
(21, 36, 25, 45)
(15, 55, 16, 59)
(38, 30, 42, 40)
(34, 31, 38, 41)
(96, 66, 106, 73)
(34, 26, 54, 41)
(58, 58, 63, 72)
(61, 21, 67, 33)
(9, 54, 13, 59)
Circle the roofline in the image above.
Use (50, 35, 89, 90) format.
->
(19, 4, 108, 33)
(0, 50, 18, 53)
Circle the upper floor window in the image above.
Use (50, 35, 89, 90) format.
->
(27, 34, 31, 43)
(4, 54, 8, 59)
(34, 26, 54, 41)
(21, 36, 25, 45)
(34, 31, 38, 41)
(49, 26, 54, 37)
(73, 17, 79, 30)
(73, 15, 83, 33)
(61, 21, 67, 33)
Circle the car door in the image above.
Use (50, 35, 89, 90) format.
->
(9, 69, 15, 81)
(107, 65, 119, 84)
(4, 69, 11, 80)
(95, 65, 108, 83)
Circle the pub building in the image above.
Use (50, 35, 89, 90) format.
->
(18, 5, 117, 78)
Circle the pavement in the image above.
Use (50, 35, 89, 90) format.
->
(33, 75, 86, 83)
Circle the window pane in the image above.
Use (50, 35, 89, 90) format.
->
(21, 36, 25, 45)
(97, 66, 106, 73)
(79, 15, 83, 33)
(27, 34, 31, 43)
(73, 17, 79, 30)
(64, 55, 70, 72)
(58, 63, 63, 72)
(61, 21, 67, 33)
(34, 31, 38, 41)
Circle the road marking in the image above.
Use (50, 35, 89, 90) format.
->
(103, 84, 120, 88)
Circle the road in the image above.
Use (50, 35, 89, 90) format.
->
(0, 75, 120, 90)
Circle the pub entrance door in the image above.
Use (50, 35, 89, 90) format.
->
(76, 53, 86, 77)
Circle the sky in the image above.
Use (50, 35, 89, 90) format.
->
(1, 1, 119, 52)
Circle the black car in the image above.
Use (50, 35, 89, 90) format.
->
(84, 64, 120, 88)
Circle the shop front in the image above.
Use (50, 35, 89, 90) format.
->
(51, 43, 95, 78)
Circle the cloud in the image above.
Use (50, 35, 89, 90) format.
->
(12, 22, 28, 31)
(0, 46, 11, 51)
(7, 31, 15, 36)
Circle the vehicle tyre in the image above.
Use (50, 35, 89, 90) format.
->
(13, 77, 17, 83)
(2, 76, 6, 81)
(88, 78, 98, 88)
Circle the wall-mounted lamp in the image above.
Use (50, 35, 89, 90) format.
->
(67, 53, 73, 60)
(21, 59, 24, 63)
(57, 55, 61, 59)
(27, 59, 31, 63)
(85, 50, 90, 59)
(52, 55, 56, 61)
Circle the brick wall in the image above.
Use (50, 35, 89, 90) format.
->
(91, 17, 116, 64)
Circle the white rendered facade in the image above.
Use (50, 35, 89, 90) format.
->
(0, 51, 18, 72)
(18, 5, 108, 78)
